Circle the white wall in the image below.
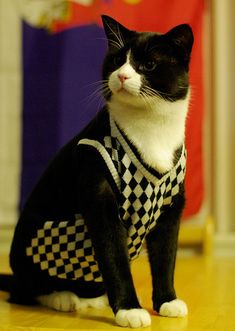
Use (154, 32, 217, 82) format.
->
(0, 0, 22, 226)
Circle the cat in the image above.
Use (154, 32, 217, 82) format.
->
(0, 15, 193, 328)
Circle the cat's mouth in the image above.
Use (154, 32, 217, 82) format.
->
(115, 85, 139, 97)
(117, 87, 132, 94)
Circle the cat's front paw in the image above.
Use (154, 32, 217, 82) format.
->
(79, 294, 109, 309)
(37, 291, 80, 312)
(159, 299, 188, 317)
(115, 308, 151, 328)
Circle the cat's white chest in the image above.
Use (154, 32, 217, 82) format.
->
(133, 128, 178, 173)
(108, 96, 189, 174)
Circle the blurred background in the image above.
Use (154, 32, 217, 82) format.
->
(0, 0, 234, 256)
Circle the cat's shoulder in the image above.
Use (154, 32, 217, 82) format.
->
(78, 107, 111, 142)
(44, 108, 110, 168)
(60, 107, 111, 152)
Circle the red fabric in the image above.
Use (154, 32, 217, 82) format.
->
(53, 0, 205, 219)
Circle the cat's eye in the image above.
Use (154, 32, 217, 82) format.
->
(113, 55, 124, 66)
(143, 61, 157, 72)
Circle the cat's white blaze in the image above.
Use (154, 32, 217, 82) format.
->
(108, 51, 142, 97)
(108, 51, 190, 173)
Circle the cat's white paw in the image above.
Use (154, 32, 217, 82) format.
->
(79, 294, 109, 310)
(37, 291, 80, 312)
(37, 292, 108, 312)
(115, 308, 151, 328)
(159, 299, 188, 317)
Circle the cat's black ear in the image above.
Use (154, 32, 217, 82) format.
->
(101, 15, 133, 51)
(166, 24, 194, 60)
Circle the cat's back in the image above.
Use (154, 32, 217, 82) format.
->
(22, 108, 111, 215)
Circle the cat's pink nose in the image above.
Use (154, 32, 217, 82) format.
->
(118, 73, 129, 83)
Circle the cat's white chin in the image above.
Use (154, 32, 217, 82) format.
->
(115, 88, 137, 98)
(108, 93, 147, 110)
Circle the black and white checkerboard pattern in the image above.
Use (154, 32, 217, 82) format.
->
(26, 131, 186, 282)
(104, 135, 186, 260)
(26, 215, 102, 281)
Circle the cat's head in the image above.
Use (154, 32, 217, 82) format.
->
(101, 15, 193, 108)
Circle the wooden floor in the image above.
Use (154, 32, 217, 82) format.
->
(0, 253, 235, 331)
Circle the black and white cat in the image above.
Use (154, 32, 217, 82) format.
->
(0, 15, 193, 328)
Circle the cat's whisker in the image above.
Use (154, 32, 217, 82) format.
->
(83, 80, 109, 88)
(140, 91, 157, 110)
(84, 85, 103, 101)
(144, 86, 165, 96)
(141, 86, 176, 104)
(143, 86, 175, 102)
(142, 89, 157, 97)
(93, 37, 122, 50)
(177, 85, 188, 89)
(116, 24, 125, 48)
(80, 81, 109, 103)
(140, 95, 151, 109)
(96, 37, 122, 50)
(101, 84, 112, 99)
(95, 35, 125, 50)
(83, 83, 109, 106)
(142, 87, 161, 99)
(87, 91, 107, 114)
(105, 22, 124, 49)
(95, 94, 106, 115)
(145, 85, 187, 100)
(108, 39, 123, 50)
(142, 86, 160, 95)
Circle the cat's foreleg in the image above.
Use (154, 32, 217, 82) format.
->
(81, 179, 151, 327)
(146, 190, 188, 317)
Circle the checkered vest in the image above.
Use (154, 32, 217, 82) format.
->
(26, 117, 186, 282)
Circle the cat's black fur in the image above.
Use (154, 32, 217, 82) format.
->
(0, 15, 193, 322)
